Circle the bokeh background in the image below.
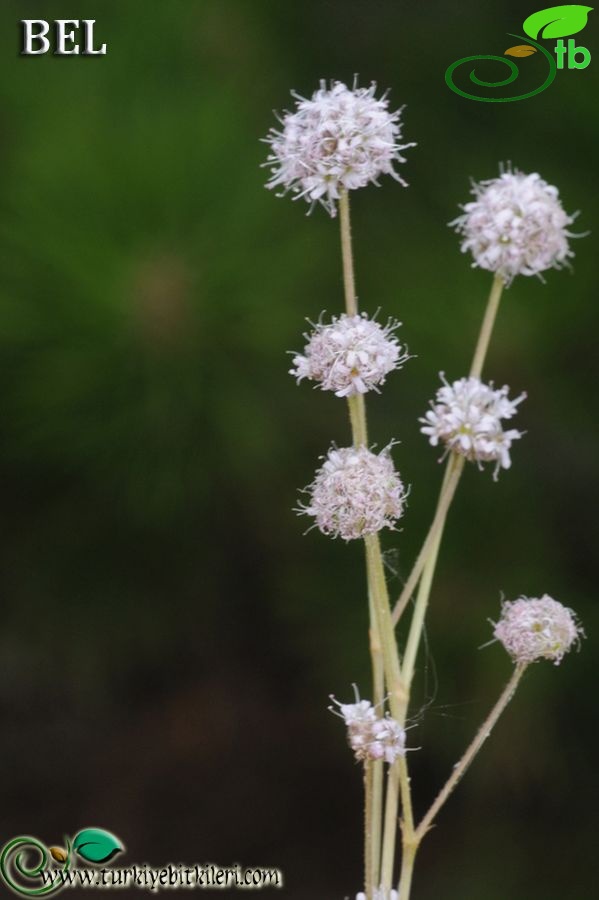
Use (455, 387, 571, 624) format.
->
(0, 1, 597, 897)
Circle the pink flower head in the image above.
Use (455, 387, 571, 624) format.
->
(264, 80, 415, 216)
(299, 445, 406, 541)
(493, 595, 583, 665)
(291, 313, 407, 398)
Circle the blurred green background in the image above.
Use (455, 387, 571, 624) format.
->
(0, 1, 597, 897)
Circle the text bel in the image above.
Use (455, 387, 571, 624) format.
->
(21, 20, 107, 56)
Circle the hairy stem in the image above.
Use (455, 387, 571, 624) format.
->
(348, 394, 368, 447)
(369, 592, 385, 890)
(395, 665, 527, 900)
(339, 187, 394, 898)
(398, 454, 465, 721)
(339, 189, 358, 317)
(365, 534, 407, 719)
(396, 272, 505, 722)
(392, 457, 462, 627)
(364, 761, 374, 900)
(380, 762, 400, 892)
(415, 663, 527, 841)
(397, 839, 417, 900)
(392, 273, 505, 630)
(470, 272, 504, 380)
(364, 531, 410, 895)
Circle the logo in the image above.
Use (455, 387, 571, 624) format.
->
(0, 829, 283, 895)
(0, 829, 123, 895)
(445, 4, 593, 101)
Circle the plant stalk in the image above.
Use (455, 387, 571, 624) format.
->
(339, 187, 398, 898)
(470, 272, 504, 380)
(339, 189, 358, 317)
(415, 663, 527, 841)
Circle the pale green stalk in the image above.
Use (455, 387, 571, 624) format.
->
(469, 272, 504, 380)
(364, 761, 374, 897)
(398, 454, 464, 721)
(415, 663, 527, 842)
(339, 189, 358, 318)
(398, 272, 505, 711)
(339, 188, 394, 899)
(379, 762, 400, 892)
(369, 591, 385, 890)
(392, 458, 461, 627)
(365, 532, 412, 894)
(392, 273, 505, 628)
(395, 664, 527, 900)
(395, 272, 505, 898)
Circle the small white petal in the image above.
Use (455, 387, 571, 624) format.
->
(264, 80, 415, 216)
(451, 168, 578, 283)
(419, 375, 525, 477)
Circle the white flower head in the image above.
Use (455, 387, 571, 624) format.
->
(290, 312, 408, 397)
(264, 79, 415, 216)
(368, 715, 406, 765)
(451, 167, 578, 283)
(493, 595, 583, 665)
(330, 690, 406, 765)
(299, 445, 406, 541)
(420, 375, 525, 479)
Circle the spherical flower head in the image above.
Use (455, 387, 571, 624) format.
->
(420, 375, 525, 480)
(264, 79, 416, 216)
(451, 168, 577, 283)
(493, 595, 583, 665)
(330, 693, 406, 765)
(290, 313, 408, 397)
(299, 445, 406, 541)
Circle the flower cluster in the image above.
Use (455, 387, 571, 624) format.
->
(420, 375, 525, 479)
(299, 446, 406, 541)
(264, 80, 415, 216)
(290, 313, 407, 397)
(451, 169, 576, 283)
(331, 695, 406, 765)
(493, 595, 583, 665)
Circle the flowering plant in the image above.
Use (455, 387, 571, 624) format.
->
(264, 80, 584, 900)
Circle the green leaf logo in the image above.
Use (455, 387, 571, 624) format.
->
(523, 4, 593, 39)
(72, 829, 123, 864)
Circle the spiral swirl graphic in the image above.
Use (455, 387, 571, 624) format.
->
(0, 837, 67, 897)
(445, 35, 556, 102)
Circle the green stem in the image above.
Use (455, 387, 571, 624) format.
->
(396, 272, 505, 720)
(364, 533, 411, 894)
(397, 840, 417, 900)
(364, 761, 374, 899)
(392, 274, 504, 629)
(415, 664, 527, 841)
(380, 762, 400, 892)
(395, 665, 526, 900)
(369, 594, 385, 890)
(470, 272, 504, 380)
(398, 455, 464, 722)
(339, 189, 358, 317)
(365, 534, 408, 719)
(392, 457, 462, 627)
(339, 187, 391, 899)
(348, 394, 368, 447)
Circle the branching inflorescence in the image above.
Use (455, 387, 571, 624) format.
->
(264, 79, 584, 900)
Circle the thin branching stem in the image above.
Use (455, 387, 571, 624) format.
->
(415, 663, 527, 841)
